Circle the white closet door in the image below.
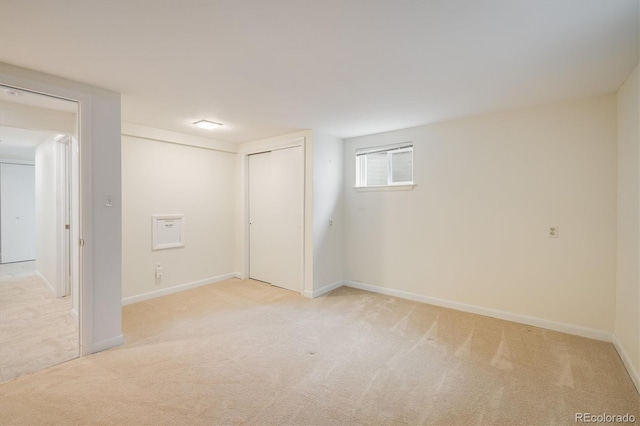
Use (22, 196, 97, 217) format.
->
(248, 151, 273, 283)
(249, 146, 303, 292)
(1, 163, 36, 263)
(269, 147, 303, 292)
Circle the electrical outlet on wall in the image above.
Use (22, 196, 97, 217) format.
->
(155, 263, 163, 279)
(548, 226, 559, 238)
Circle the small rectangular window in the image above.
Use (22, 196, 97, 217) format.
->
(356, 143, 413, 187)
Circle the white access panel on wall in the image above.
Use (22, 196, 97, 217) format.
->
(249, 146, 303, 293)
(152, 214, 185, 250)
(1, 163, 36, 263)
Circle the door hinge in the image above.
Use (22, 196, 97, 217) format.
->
(65, 224, 70, 230)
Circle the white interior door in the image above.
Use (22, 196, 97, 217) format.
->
(248, 151, 273, 283)
(249, 146, 303, 292)
(56, 139, 71, 298)
(1, 163, 36, 263)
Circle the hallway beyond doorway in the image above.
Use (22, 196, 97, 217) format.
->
(0, 261, 78, 382)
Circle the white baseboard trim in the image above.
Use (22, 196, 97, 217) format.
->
(35, 271, 55, 295)
(122, 272, 238, 306)
(304, 280, 344, 298)
(92, 334, 124, 353)
(612, 334, 640, 394)
(343, 280, 612, 342)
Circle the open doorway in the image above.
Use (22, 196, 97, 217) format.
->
(0, 86, 79, 382)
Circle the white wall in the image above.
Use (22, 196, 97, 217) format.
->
(34, 139, 57, 292)
(311, 131, 344, 296)
(0, 102, 75, 135)
(0, 62, 123, 353)
(344, 94, 617, 337)
(0, 162, 35, 263)
(236, 131, 314, 295)
(615, 64, 640, 391)
(121, 125, 237, 303)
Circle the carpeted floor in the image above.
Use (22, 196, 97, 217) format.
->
(0, 278, 637, 425)
(0, 261, 79, 383)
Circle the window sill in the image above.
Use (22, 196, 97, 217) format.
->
(354, 184, 416, 192)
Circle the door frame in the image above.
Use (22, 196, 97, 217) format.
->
(240, 136, 309, 296)
(0, 79, 91, 356)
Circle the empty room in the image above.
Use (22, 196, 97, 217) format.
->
(0, 0, 638, 425)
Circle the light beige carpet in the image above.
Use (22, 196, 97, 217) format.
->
(0, 262, 79, 383)
(0, 278, 637, 425)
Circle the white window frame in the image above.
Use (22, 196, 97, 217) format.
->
(355, 142, 415, 189)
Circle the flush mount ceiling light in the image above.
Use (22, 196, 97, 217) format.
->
(193, 120, 222, 130)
